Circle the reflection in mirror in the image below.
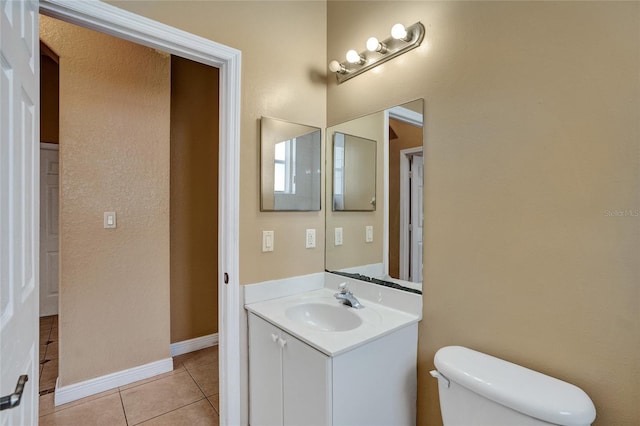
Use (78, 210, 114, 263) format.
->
(260, 117, 321, 211)
(326, 100, 424, 292)
(333, 132, 376, 211)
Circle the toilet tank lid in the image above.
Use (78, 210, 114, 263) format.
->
(434, 346, 596, 426)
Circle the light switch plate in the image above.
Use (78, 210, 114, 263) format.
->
(305, 229, 316, 249)
(104, 211, 117, 229)
(365, 225, 373, 243)
(262, 230, 274, 252)
(335, 227, 343, 246)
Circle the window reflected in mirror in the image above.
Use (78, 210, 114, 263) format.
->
(261, 117, 321, 211)
(332, 132, 376, 211)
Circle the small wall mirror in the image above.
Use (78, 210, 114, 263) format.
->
(333, 132, 376, 211)
(260, 117, 321, 211)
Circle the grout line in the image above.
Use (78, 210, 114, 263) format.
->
(39, 390, 118, 416)
(131, 398, 208, 425)
(183, 365, 207, 399)
(119, 389, 129, 426)
(205, 395, 219, 415)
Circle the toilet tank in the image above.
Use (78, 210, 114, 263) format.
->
(431, 346, 596, 426)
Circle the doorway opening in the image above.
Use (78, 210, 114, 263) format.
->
(36, 1, 241, 424)
(39, 39, 60, 397)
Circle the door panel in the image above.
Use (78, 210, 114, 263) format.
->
(0, 0, 40, 424)
(40, 145, 59, 316)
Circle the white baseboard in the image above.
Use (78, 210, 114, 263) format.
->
(170, 333, 218, 357)
(54, 357, 173, 406)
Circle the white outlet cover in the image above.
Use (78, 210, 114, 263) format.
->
(305, 228, 316, 248)
(262, 230, 274, 252)
(104, 211, 117, 229)
(365, 225, 373, 243)
(335, 227, 343, 246)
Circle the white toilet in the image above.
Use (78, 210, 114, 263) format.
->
(430, 346, 596, 426)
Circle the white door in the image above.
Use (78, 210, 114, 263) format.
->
(0, 0, 40, 424)
(410, 154, 423, 283)
(40, 144, 58, 316)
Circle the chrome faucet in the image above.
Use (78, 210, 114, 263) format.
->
(334, 283, 363, 309)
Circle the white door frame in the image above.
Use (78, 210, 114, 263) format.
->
(399, 147, 423, 281)
(37, 1, 242, 424)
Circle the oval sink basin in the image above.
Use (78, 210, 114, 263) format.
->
(285, 303, 362, 332)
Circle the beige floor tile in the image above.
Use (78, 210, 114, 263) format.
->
(39, 392, 56, 417)
(44, 341, 59, 360)
(207, 394, 219, 414)
(39, 392, 126, 426)
(139, 399, 219, 426)
(180, 346, 218, 370)
(186, 362, 219, 397)
(40, 344, 48, 361)
(40, 359, 59, 392)
(39, 389, 119, 417)
(121, 371, 204, 425)
(40, 318, 54, 330)
(119, 365, 185, 391)
(40, 329, 51, 344)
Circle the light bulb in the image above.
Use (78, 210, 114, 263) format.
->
(366, 37, 380, 52)
(328, 60, 343, 73)
(391, 23, 408, 40)
(366, 36, 387, 54)
(346, 49, 363, 64)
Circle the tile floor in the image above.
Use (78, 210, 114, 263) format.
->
(40, 315, 59, 395)
(38, 316, 220, 425)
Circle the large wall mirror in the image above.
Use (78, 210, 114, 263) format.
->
(325, 100, 424, 291)
(261, 117, 322, 211)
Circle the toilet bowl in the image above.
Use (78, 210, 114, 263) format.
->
(431, 346, 596, 426)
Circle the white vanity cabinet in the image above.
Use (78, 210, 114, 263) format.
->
(248, 312, 418, 426)
(248, 313, 331, 426)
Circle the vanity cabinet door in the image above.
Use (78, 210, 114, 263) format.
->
(248, 314, 283, 426)
(281, 330, 331, 426)
(249, 314, 332, 426)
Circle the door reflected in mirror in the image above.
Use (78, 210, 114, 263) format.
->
(326, 100, 424, 290)
(260, 117, 321, 211)
(333, 132, 376, 211)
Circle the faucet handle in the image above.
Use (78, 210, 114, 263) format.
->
(338, 282, 349, 293)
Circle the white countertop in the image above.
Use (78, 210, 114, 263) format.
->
(245, 287, 420, 357)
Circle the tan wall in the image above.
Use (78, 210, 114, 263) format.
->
(326, 112, 385, 271)
(40, 16, 171, 385)
(170, 56, 219, 344)
(108, 0, 328, 285)
(328, 2, 640, 425)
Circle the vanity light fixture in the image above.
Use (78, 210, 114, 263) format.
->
(329, 21, 425, 84)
